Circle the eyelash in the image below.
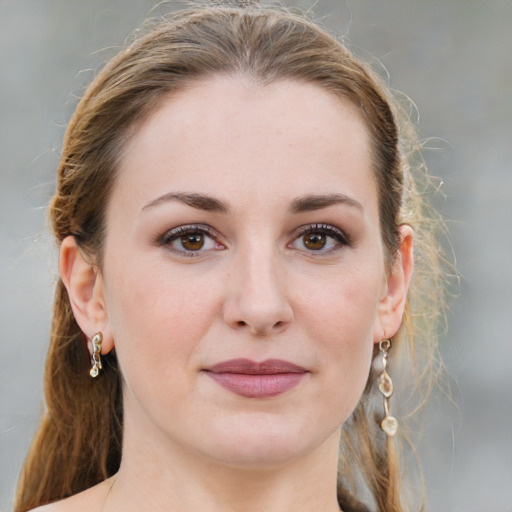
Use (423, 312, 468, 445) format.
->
(157, 224, 225, 258)
(290, 224, 350, 254)
(156, 223, 350, 257)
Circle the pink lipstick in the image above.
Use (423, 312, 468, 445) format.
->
(204, 358, 308, 398)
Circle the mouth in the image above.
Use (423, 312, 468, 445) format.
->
(203, 358, 308, 398)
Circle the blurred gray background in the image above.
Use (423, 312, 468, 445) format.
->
(1, 1, 511, 511)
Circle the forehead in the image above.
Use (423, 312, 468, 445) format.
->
(114, 76, 377, 216)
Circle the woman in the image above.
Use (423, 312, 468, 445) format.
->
(15, 3, 445, 511)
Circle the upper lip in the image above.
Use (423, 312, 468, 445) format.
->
(205, 358, 308, 375)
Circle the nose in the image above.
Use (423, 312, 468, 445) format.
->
(222, 248, 294, 336)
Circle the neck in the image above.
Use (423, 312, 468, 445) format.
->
(105, 409, 342, 512)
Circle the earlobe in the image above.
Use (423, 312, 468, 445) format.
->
(59, 236, 114, 354)
(374, 225, 414, 341)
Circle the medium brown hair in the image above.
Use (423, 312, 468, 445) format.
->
(15, 3, 446, 511)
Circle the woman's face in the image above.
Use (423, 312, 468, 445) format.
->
(97, 77, 400, 467)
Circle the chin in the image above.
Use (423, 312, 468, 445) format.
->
(207, 441, 310, 471)
(193, 413, 339, 470)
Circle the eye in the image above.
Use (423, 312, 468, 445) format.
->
(290, 224, 349, 253)
(158, 224, 224, 256)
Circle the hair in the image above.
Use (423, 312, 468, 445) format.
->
(15, 2, 447, 511)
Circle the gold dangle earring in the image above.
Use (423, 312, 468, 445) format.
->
(89, 332, 103, 378)
(378, 339, 398, 437)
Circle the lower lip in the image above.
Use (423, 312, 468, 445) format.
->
(206, 372, 306, 398)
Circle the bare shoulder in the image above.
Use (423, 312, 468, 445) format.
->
(27, 478, 113, 512)
(28, 503, 67, 512)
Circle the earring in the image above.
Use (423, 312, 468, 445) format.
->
(378, 339, 398, 437)
(89, 332, 103, 378)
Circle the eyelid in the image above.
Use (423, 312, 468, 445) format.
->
(159, 224, 217, 243)
(155, 222, 350, 257)
(157, 223, 226, 256)
(289, 223, 350, 252)
(294, 223, 349, 242)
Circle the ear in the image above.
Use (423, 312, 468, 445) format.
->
(374, 225, 414, 342)
(59, 236, 114, 354)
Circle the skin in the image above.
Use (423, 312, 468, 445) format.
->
(47, 76, 413, 512)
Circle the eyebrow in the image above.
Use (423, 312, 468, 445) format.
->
(289, 193, 364, 213)
(142, 192, 230, 213)
(142, 191, 363, 215)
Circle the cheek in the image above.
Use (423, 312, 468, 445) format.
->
(103, 259, 220, 390)
(298, 267, 381, 414)
(300, 263, 382, 342)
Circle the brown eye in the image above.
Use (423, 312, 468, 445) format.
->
(303, 232, 326, 250)
(289, 224, 348, 254)
(180, 233, 205, 251)
(160, 224, 222, 255)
